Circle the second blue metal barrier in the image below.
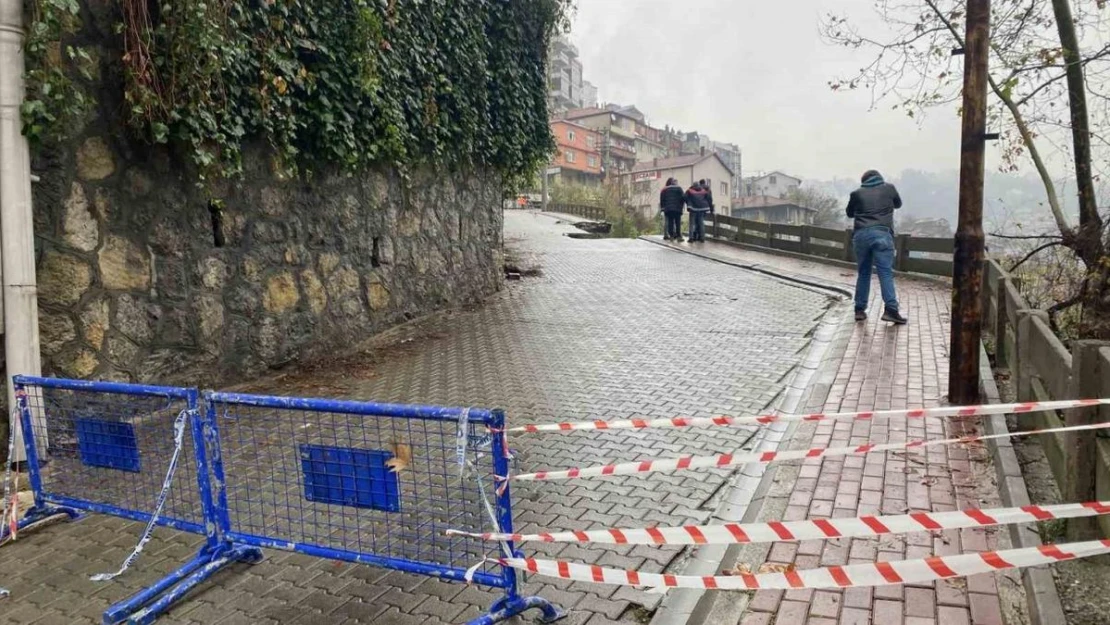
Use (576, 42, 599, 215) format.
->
(193, 391, 563, 625)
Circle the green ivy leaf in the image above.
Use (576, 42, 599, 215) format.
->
(27, 0, 570, 184)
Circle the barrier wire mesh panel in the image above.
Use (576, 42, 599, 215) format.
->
(210, 396, 507, 585)
(18, 381, 207, 535)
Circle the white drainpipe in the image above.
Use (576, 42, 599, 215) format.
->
(0, 1, 42, 464)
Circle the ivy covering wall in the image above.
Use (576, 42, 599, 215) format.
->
(24, 0, 569, 183)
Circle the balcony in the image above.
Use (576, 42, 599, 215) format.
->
(608, 145, 636, 161)
(608, 124, 635, 140)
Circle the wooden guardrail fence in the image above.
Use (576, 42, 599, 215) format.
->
(547, 203, 607, 222)
(983, 258, 1110, 539)
(708, 214, 955, 278)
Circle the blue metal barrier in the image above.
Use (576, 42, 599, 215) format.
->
(200, 391, 564, 625)
(7, 376, 261, 625)
(5, 379, 563, 624)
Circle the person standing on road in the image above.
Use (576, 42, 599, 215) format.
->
(846, 169, 908, 325)
(684, 179, 714, 242)
(659, 177, 686, 241)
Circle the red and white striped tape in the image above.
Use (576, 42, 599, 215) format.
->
(497, 538, 1110, 589)
(509, 398, 1110, 434)
(449, 500, 1110, 544)
(512, 421, 1110, 482)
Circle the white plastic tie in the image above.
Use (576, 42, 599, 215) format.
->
(456, 408, 471, 479)
(1, 406, 20, 543)
(463, 559, 485, 585)
(461, 460, 517, 583)
(90, 408, 191, 582)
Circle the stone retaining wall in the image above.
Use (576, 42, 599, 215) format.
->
(28, 137, 503, 387)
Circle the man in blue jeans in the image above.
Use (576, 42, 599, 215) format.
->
(684, 179, 714, 242)
(846, 170, 908, 325)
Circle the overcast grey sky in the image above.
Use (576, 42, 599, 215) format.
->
(570, 0, 967, 180)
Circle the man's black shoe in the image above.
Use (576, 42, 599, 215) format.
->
(855, 310, 867, 322)
(882, 309, 908, 325)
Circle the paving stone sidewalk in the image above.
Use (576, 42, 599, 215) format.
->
(1, 212, 841, 625)
(648, 237, 1019, 625)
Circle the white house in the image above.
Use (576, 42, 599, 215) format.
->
(623, 152, 734, 218)
(743, 171, 801, 198)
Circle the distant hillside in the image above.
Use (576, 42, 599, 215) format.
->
(802, 169, 1083, 235)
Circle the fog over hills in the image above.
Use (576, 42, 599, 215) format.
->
(803, 170, 1095, 236)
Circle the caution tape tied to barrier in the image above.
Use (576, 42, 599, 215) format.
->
(509, 398, 1110, 434)
(449, 500, 1110, 545)
(509, 421, 1110, 482)
(89, 409, 191, 582)
(495, 539, 1110, 589)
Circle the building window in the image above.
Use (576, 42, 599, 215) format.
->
(721, 182, 728, 197)
(568, 130, 576, 142)
(588, 155, 598, 168)
(565, 150, 576, 163)
(586, 135, 595, 148)
(634, 181, 652, 195)
(770, 175, 777, 185)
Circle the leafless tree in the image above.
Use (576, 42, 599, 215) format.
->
(785, 187, 845, 227)
(823, 0, 1110, 335)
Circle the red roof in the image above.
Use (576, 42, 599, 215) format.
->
(564, 108, 611, 120)
(549, 119, 600, 133)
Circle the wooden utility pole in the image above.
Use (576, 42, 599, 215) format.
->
(948, 0, 991, 405)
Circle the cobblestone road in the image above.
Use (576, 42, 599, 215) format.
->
(0, 212, 838, 625)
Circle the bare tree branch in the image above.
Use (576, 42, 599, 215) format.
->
(922, 0, 1074, 237)
(989, 231, 1064, 240)
(1008, 241, 1066, 271)
(1047, 288, 1086, 334)
(1014, 43, 1110, 106)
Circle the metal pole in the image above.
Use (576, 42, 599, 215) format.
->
(540, 168, 548, 213)
(1, 2, 42, 463)
(948, 0, 990, 405)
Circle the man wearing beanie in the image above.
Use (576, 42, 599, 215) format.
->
(846, 170, 908, 325)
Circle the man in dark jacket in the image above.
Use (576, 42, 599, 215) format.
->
(684, 179, 714, 242)
(846, 170, 907, 324)
(659, 177, 686, 241)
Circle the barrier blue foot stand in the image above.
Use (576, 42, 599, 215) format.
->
(103, 544, 263, 625)
(0, 504, 83, 542)
(467, 595, 568, 625)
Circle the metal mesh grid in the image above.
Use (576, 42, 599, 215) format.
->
(211, 400, 504, 579)
(20, 384, 206, 533)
